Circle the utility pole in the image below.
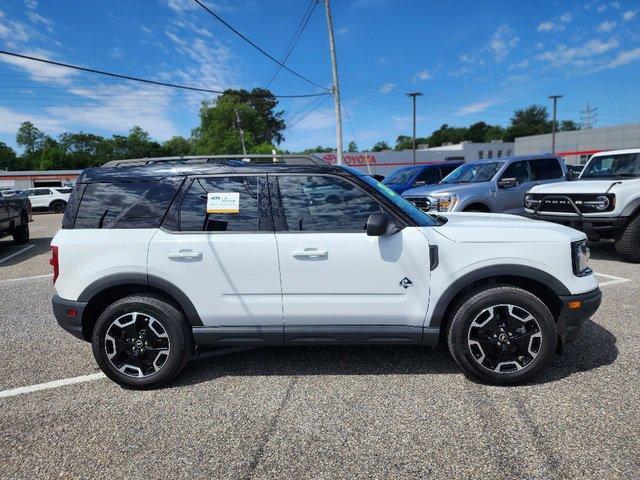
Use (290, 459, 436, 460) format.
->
(580, 102, 598, 129)
(406, 92, 423, 165)
(234, 107, 247, 156)
(324, 0, 343, 164)
(548, 95, 563, 155)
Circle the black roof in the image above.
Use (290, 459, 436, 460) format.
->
(80, 156, 354, 183)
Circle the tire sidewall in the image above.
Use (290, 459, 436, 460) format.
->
(92, 297, 189, 389)
(449, 288, 557, 384)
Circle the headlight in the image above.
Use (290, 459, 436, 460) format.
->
(571, 240, 592, 277)
(593, 195, 609, 211)
(430, 193, 457, 212)
(524, 194, 539, 209)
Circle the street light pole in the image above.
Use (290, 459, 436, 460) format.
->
(549, 95, 563, 155)
(406, 92, 423, 165)
(325, 0, 344, 165)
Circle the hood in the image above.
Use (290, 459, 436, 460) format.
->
(402, 181, 488, 197)
(430, 212, 585, 243)
(529, 178, 640, 194)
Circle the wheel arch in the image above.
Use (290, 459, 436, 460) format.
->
(429, 265, 569, 337)
(462, 201, 491, 212)
(78, 273, 202, 341)
(620, 197, 640, 218)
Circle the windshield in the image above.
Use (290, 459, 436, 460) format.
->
(581, 153, 640, 179)
(384, 167, 420, 185)
(441, 161, 504, 184)
(360, 175, 436, 226)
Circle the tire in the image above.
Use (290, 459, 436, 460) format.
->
(50, 201, 66, 213)
(12, 217, 29, 244)
(614, 215, 640, 263)
(92, 295, 194, 389)
(447, 286, 557, 385)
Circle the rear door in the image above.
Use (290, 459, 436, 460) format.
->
(495, 160, 536, 214)
(147, 175, 283, 339)
(270, 173, 431, 343)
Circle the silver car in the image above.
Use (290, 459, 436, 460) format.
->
(402, 155, 568, 215)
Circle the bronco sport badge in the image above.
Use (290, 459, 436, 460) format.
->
(398, 277, 413, 289)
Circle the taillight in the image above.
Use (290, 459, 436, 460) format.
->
(50, 246, 59, 283)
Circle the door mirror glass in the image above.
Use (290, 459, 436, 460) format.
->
(498, 177, 518, 189)
(366, 212, 401, 236)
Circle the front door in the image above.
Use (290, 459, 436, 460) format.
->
(495, 160, 536, 214)
(147, 175, 283, 340)
(270, 174, 431, 344)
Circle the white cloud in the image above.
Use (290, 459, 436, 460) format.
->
(623, 10, 637, 21)
(601, 47, 640, 69)
(0, 49, 76, 83)
(110, 48, 124, 60)
(597, 4, 607, 13)
(290, 108, 334, 131)
(537, 12, 572, 33)
(337, 27, 348, 35)
(26, 10, 53, 31)
(508, 59, 529, 70)
(597, 20, 616, 32)
(455, 100, 497, 116)
(0, 106, 64, 135)
(537, 38, 620, 67)
(24, 0, 38, 10)
(560, 12, 572, 23)
(489, 24, 519, 62)
(379, 82, 394, 94)
(413, 69, 431, 81)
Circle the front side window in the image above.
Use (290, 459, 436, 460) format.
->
(530, 158, 563, 180)
(276, 175, 382, 232)
(581, 153, 640, 179)
(180, 176, 262, 232)
(501, 161, 532, 184)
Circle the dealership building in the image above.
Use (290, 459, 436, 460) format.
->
(515, 123, 640, 166)
(0, 170, 82, 190)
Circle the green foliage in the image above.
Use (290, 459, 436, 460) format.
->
(161, 136, 193, 157)
(0, 141, 18, 170)
(347, 141, 358, 152)
(560, 120, 579, 132)
(301, 146, 334, 154)
(371, 141, 390, 152)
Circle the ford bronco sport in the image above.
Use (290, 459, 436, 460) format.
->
(51, 155, 601, 388)
(526, 148, 640, 262)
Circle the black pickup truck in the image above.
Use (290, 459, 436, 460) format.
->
(0, 191, 31, 243)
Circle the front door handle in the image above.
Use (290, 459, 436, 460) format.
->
(167, 250, 203, 261)
(292, 248, 328, 259)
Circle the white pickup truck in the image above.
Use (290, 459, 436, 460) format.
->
(525, 148, 640, 262)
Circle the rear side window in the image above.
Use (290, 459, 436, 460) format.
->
(179, 176, 264, 232)
(72, 178, 181, 229)
(530, 158, 564, 180)
(440, 165, 459, 178)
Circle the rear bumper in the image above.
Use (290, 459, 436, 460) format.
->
(557, 287, 602, 344)
(524, 212, 628, 240)
(52, 295, 88, 341)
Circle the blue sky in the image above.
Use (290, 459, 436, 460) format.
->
(0, 0, 639, 153)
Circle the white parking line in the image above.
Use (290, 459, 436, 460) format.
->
(595, 272, 631, 287)
(0, 273, 52, 284)
(0, 244, 35, 265)
(0, 373, 106, 399)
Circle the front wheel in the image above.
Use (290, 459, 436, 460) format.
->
(92, 295, 193, 389)
(447, 286, 557, 385)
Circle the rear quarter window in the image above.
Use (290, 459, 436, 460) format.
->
(530, 158, 564, 180)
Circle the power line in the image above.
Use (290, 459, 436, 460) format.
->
(266, 0, 318, 88)
(192, 0, 328, 91)
(0, 49, 330, 98)
(286, 95, 330, 130)
(580, 102, 598, 129)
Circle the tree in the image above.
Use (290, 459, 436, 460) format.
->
(394, 135, 413, 150)
(371, 141, 390, 152)
(301, 146, 333, 154)
(59, 132, 107, 168)
(560, 120, 579, 132)
(347, 141, 358, 153)
(162, 136, 192, 157)
(0, 141, 18, 170)
(504, 105, 551, 141)
(16, 121, 46, 155)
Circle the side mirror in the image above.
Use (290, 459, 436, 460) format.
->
(366, 212, 402, 237)
(498, 177, 518, 189)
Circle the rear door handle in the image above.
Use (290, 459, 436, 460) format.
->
(292, 248, 328, 259)
(167, 250, 203, 261)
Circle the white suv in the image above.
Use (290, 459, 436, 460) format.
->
(525, 148, 640, 262)
(51, 155, 601, 388)
(23, 186, 72, 213)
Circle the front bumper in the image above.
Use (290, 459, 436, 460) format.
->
(524, 212, 628, 240)
(557, 287, 602, 344)
(52, 295, 88, 341)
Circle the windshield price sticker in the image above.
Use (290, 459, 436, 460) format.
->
(207, 192, 240, 214)
(376, 182, 397, 197)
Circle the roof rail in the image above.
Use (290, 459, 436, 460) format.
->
(102, 154, 327, 167)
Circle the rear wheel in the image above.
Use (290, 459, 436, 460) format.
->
(12, 216, 29, 244)
(447, 286, 557, 385)
(614, 215, 640, 263)
(92, 295, 193, 389)
(50, 200, 66, 213)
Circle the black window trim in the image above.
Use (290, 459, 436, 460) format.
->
(267, 172, 409, 234)
(165, 173, 273, 235)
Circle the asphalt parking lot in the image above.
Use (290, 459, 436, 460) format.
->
(0, 214, 638, 479)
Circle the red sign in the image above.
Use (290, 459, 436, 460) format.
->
(322, 153, 377, 166)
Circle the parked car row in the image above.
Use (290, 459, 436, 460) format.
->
(0, 190, 31, 243)
(0, 186, 72, 213)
